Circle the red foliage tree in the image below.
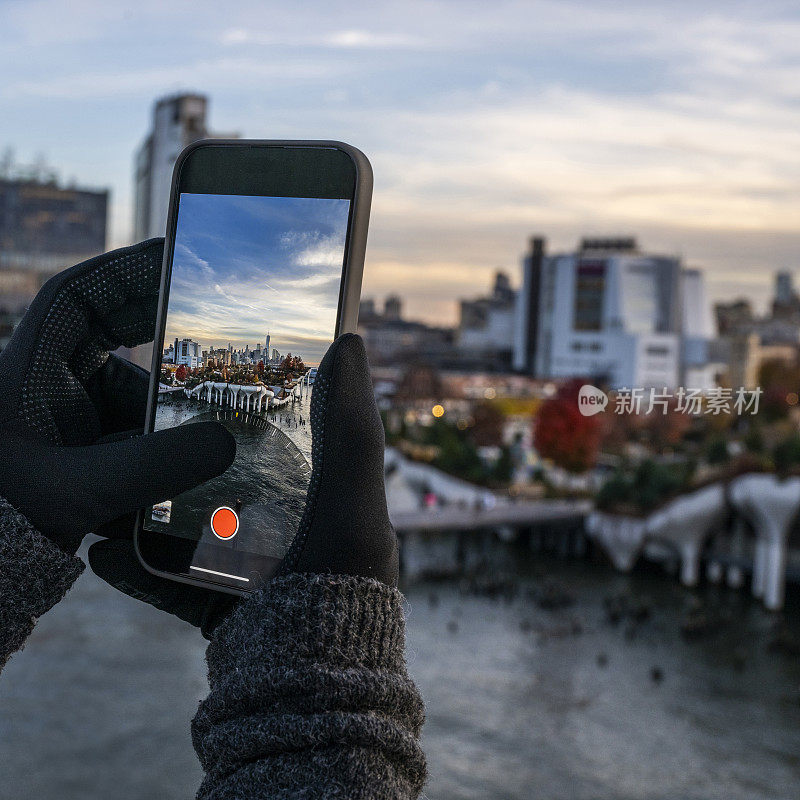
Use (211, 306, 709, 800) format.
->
(280, 354, 306, 375)
(534, 379, 601, 473)
(175, 364, 187, 382)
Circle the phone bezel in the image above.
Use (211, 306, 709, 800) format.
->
(134, 139, 372, 596)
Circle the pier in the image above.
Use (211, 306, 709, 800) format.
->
(179, 370, 313, 411)
(387, 451, 800, 610)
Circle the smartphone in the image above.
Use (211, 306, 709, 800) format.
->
(135, 140, 372, 595)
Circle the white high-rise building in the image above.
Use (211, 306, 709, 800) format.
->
(681, 268, 719, 389)
(173, 337, 202, 369)
(515, 238, 689, 389)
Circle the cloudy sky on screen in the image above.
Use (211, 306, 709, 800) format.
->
(1, 0, 798, 323)
(165, 194, 348, 364)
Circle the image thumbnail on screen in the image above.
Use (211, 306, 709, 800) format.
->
(144, 193, 350, 561)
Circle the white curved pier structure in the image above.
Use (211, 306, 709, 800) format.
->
(585, 512, 647, 572)
(644, 484, 726, 587)
(186, 381, 274, 410)
(729, 473, 800, 611)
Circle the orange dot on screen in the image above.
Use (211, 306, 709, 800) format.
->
(211, 507, 239, 539)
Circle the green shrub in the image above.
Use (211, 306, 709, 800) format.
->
(705, 436, 729, 465)
(596, 459, 693, 514)
(774, 435, 800, 475)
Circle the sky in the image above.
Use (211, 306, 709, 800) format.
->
(166, 194, 348, 364)
(0, 0, 798, 325)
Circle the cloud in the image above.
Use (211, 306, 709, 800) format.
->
(220, 27, 428, 49)
(291, 239, 347, 269)
(165, 194, 348, 362)
(1, 0, 798, 325)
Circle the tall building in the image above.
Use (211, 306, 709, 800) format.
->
(0, 173, 107, 350)
(512, 236, 545, 374)
(775, 271, 794, 307)
(384, 295, 402, 321)
(715, 299, 753, 337)
(772, 270, 800, 320)
(172, 337, 202, 368)
(514, 237, 687, 389)
(133, 94, 236, 240)
(458, 270, 517, 369)
(681, 268, 719, 389)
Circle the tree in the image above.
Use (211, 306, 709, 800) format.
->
(175, 364, 187, 382)
(534, 379, 601, 473)
(705, 435, 729, 465)
(256, 360, 265, 376)
(758, 358, 800, 421)
(492, 446, 513, 483)
(280, 354, 306, 375)
(774, 435, 800, 475)
(596, 459, 692, 514)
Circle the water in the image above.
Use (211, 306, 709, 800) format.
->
(0, 545, 798, 799)
(149, 392, 312, 558)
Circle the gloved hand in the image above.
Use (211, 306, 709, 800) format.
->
(88, 333, 398, 635)
(0, 239, 235, 557)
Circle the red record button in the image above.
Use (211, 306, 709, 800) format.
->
(211, 506, 239, 540)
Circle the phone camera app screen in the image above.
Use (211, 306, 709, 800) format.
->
(143, 193, 350, 576)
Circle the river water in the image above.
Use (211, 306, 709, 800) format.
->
(1, 545, 798, 798)
(150, 391, 313, 560)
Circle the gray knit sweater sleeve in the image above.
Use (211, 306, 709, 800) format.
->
(0, 497, 84, 671)
(192, 573, 427, 799)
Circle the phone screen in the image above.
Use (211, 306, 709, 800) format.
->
(142, 192, 350, 578)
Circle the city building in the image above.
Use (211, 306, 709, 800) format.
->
(715, 299, 753, 337)
(384, 295, 402, 321)
(133, 94, 236, 240)
(167, 336, 285, 371)
(0, 169, 107, 350)
(727, 333, 797, 390)
(514, 237, 689, 389)
(513, 237, 546, 375)
(775, 271, 794, 307)
(713, 272, 800, 389)
(772, 270, 800, 321)
(358, 295, 456, 367)
(681, 268, 720, 389)
(458, 271, 517, 369)
(171, 337, 203, 368)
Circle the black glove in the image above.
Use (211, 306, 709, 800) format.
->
(89, 333, 398, 635)
(0, 239, 235, 556)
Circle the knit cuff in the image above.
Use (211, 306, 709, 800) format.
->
(207, 573, 407, 682)
(0, 497, 84, 668)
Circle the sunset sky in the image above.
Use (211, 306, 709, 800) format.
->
(167, 194, 348, 364)
(1, 0, 798, 325)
